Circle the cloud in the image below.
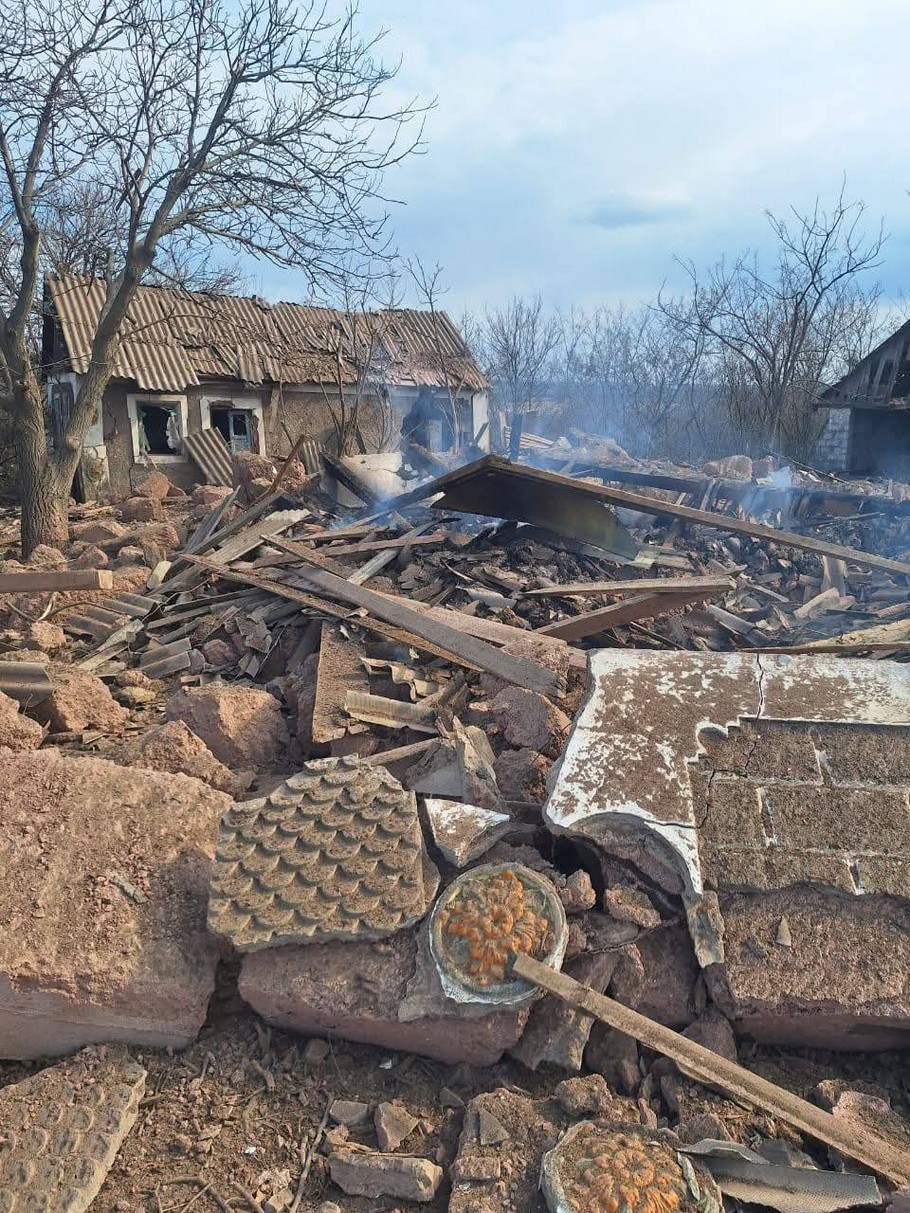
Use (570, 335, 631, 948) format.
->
(253, 0, 910, 314)
(588, 195, 692, 230)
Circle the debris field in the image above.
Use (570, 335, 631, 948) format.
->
(1, 438, 910, 1213)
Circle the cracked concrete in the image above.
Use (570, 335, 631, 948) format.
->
(545, 651, 910, 899)
(544, 651, 910, 1048)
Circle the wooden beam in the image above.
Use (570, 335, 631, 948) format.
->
(181, 555, 487, 671)
(318, 533, 449, 558)
(0, 568, 113, 594)
(398, 456, 910, 578)
(522, 575, 733, 599)
(536, 589, 719, 642)
(513, 952, 910, 1187)
(255, 537, 562, 696)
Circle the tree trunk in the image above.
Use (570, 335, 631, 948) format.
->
(13, 397, 69, 557)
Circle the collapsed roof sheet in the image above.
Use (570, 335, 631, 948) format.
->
(46, 274, 488, 394)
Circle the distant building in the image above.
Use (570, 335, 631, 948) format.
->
(43, 274, 489, 498)
(814, 319, 910, 477)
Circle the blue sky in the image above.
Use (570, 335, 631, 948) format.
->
(251, 0, 910, 314)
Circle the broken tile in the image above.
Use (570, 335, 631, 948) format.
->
(423, 798, 511, 867)
(328, 1149, 443, 1202)
(375, 1101, 418, 1151)
(0, 1045, 146, 1213)
(209, 757, 437, 949)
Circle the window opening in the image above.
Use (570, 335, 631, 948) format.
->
(138, 402, 182, 456)
(210, 406, 254, 452)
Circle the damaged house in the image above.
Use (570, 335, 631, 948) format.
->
(42, 273, 489, 499)
(814, 316, 910, 477)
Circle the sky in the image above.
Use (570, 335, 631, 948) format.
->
(251, 0, 910, 316)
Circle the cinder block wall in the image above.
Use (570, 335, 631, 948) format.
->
(813, 408, 851, 471)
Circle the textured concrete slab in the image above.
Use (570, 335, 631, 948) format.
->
(0, 748, 228, 1059)
(209, 756, 437, 950)
(0, 1045, 146, 1212)
(545, 651, 910, 1049)
(546, 651, 910, 898)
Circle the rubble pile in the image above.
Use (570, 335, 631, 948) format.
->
(1, 450, 910, 1212)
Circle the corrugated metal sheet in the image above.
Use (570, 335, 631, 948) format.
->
(47, 275, 488, 394)
(184, 428, 234, 486)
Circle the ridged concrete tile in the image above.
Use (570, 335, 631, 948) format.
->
(0, 1045, 146, 1213)
(208, 756, 435, 950)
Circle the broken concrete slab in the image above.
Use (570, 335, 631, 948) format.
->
(0, 1044, 146, 1213)
(0, 748, 229, 1059)
(166, 681, 290, 769)
(546, 649, 910, 1048)
(40, 667, 130, 734)
(706, 885, 910, 1050)
(423, 798, 511, 866)
(0, 688, 44, 750)
(209, 757, 437, 949)
(329, 1098, 370, 1126)
(545, 650, 910, 898)
(240, 927, 531, 1066)
(117, 719, 253, 798)
(490, 686, 571, 758)
(328, 1149, 442, 1202)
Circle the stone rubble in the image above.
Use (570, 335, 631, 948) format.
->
(0, 460, 909, 1210)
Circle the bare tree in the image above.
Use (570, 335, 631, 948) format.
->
(318, 270, 401, 455)
(0, 0, 423, 554)
(483, 295, 559, 440)
(659, 187, 885, 458)
(406, 258, 465, 446)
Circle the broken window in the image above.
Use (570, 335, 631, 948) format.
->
(210, 406, 254, 452)
(137, 401, 183, 456)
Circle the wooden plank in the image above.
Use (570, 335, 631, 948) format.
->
(363, 739, 438, 766)
(521, 576, 733, 599)
(0, 568, 113, 593)
(268, 536, 562, 695)
(181, 556, 486, 670)
(536, 589, 718, 642)
(376, 594, 588, 675)
(403, 456, 910, 578)
(311, 622, 371, 744)
(513, 952, 910, 1187)
(319, 533, 449, 558)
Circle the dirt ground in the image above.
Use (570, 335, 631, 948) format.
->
(4, 957, 909, 1213)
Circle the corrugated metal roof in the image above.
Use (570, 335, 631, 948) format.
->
(184, 428, 234, 486)
(47, 274, 488, 395)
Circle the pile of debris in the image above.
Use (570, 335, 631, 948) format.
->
(1, 449, 910, 1213)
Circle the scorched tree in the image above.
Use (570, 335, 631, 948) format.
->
(0, 0, 422, 553)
